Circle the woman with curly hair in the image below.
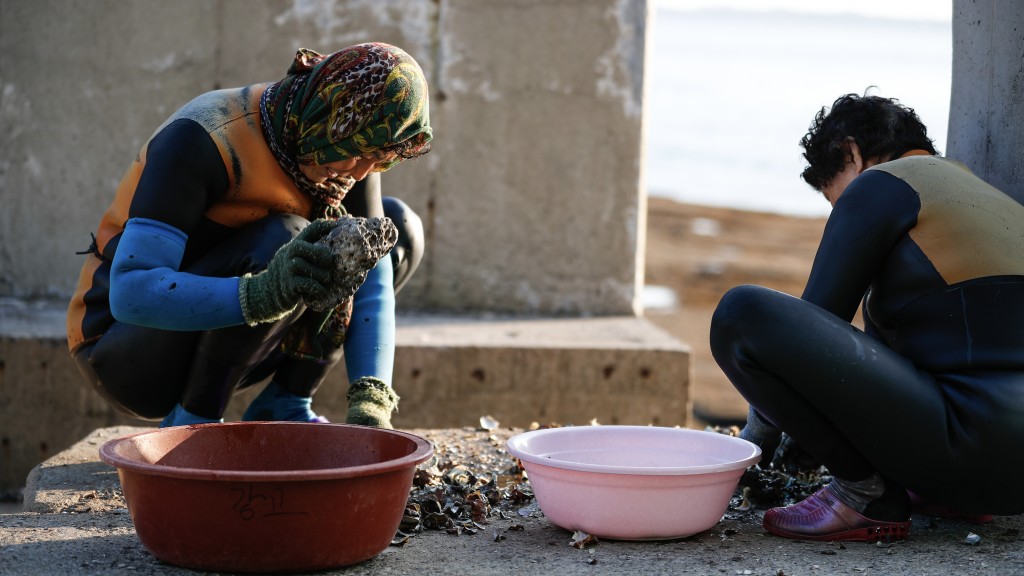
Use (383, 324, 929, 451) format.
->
(711, 93, 1024, 541)
(68, 43, 431, 429)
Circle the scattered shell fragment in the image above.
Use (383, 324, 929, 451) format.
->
(571, 530, 599, 549)
(479, 415, 499, 431)
(518, 502, 544, 518)
(399, 429, 534, 541)
(307, 216, 399, 311)
(733, 486, 752, 511)
(964, 532, 982, 545)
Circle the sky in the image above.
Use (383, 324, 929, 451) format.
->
(655, 0, 953, 23)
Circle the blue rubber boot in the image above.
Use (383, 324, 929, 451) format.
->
(242, 381, 328, 423)
(159, 404, 222, 428)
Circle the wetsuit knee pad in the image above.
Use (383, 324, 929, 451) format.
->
(74, 344, 179, 420)
(382, 197, 424, 293)
(710, 285, 785, 355)
(181, 212, 312, 279)
(234, 213, 311, 272)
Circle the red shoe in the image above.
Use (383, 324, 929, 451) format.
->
(763, 485, 910, 542)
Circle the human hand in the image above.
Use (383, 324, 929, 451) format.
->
(304, 216, 398, 312)
(239, 219, 337, 325)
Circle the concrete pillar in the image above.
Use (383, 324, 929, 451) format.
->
(946, 0, 1024, 202)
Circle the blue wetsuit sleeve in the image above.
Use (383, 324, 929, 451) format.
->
(109, 218, 245, 330)
(801, 170, 920, 321)
(343, 256, 396, 384)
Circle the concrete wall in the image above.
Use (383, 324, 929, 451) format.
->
(0, 0, 650, 316)
(0, 0, 679, 493)
(946, 0, 1024, 203)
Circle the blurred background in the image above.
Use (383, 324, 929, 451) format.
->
(645, 0, 952, 217)
(642, 0, 954, 424)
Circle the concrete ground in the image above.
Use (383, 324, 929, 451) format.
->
(1, 426, 1022, 576)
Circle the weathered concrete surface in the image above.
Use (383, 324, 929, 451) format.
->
(0, 304, 690, 492)
(2, 426, 1022, 576)
(0, 0, 650, 316)
(391, 315, 691, 430)
(420, 0, 650, 316)
(947, 0, 1024, 203)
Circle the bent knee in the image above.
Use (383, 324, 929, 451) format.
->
(382, 197, 424, 292)
(712, 285, 785, 328)
(710, 285, 791, 353)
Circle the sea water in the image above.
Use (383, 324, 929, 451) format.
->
(644, 6, 953, 218)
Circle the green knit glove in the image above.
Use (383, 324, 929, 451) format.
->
(345, 377, 400, 429)
(238, 219, 336, 326)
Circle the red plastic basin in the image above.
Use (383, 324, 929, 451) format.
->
(99, 422, 433, 573)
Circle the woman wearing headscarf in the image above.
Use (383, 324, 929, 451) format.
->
(67, 42, 431, 428)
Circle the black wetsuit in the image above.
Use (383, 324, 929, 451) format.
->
(710, 155, 1024, 515)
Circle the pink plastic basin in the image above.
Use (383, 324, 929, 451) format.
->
(507, 426, 760, 540)
(99, 422, 433, 573)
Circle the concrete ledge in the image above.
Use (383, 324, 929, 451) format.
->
(391, 315, 692, 429)
(22, 426, 140, 514)
(1, 304, 691, 492)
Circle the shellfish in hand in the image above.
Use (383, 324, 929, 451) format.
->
(304, 216, 399, 312)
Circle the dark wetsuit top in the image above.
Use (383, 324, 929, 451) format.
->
(805, 154, 1024, 372)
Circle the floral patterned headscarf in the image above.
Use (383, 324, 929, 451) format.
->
(260, 43, 432, 217)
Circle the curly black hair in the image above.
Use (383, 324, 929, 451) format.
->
(799, 93, 937, 191)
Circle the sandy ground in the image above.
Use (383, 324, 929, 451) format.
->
(643, 197, 828, 426)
